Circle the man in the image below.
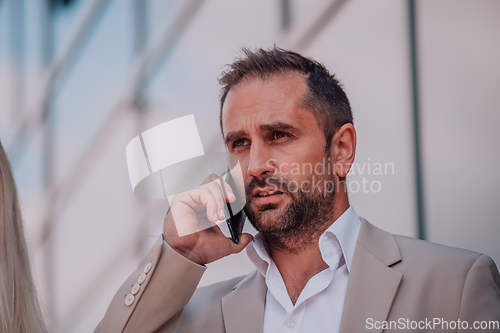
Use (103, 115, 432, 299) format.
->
(95, 48, 500, 332)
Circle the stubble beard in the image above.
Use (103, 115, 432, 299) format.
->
(244, 170, 336, 253)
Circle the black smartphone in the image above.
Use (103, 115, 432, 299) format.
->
(221, 168, 246, 243)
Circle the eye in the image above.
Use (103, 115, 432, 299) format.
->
(272, 131, 290, 140)
(233, 138, 249, 148)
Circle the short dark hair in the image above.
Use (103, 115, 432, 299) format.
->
(219, 47, 353, 151)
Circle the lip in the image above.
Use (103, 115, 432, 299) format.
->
(252, 188, 286, 206)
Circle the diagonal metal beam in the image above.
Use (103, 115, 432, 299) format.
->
(37, 0, 206, 247)
(9, 0, 109, 163)
(293, 0, 349, 52)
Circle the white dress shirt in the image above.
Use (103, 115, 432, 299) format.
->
(246, 206, 361, 333)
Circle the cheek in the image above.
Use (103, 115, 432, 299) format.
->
(274, 153, 326, 179)
(236, 156, 254, 189)
(277, 162, 300, 177)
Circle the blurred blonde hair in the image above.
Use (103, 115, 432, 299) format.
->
(0, 142, 47, 333)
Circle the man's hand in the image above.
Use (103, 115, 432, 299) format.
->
(163, 174, 253, 265)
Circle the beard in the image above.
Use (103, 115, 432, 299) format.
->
(243, 168, 336, 253)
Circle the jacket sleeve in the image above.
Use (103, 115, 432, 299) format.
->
(94, 235, 206, 333)
(458, 254, 500, 332)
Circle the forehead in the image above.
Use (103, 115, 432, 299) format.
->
(222, 75, 315, 134)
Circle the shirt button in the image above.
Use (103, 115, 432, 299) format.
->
(144, 262, 153, 274)
(131, 283, 141, 295)
(138, 272, 147, 284)
(125, 294, 135, 306)
(287, 321, 295, 328)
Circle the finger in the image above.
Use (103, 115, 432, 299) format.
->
(221, 172, 237, 202)
(192, 188, 220, 222)
(205, 184, 228, 220)
(210, 175, 236, 203)
(222, 179, 236, 202)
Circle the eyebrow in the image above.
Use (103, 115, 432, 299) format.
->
(225, 130, 247, 145)
(260, 121, 297, 132)
(224, 121, 298, 145)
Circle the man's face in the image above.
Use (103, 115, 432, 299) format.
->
(222, 75, 336, 248)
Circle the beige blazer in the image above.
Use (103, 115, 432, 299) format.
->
(95, 219, 500, 332)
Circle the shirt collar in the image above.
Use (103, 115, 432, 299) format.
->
(246, 206, 361, 276)
(320, 205, 361, 272)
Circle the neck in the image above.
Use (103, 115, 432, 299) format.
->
(270, 244, 328, 305)
(268, 194, 349, 305)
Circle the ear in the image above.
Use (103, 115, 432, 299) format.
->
(329, 124, 356, 178)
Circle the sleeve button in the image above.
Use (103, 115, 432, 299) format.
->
(144, 262, 153, 274)
(125, 294, 135, 306)
(131, 283, 141, 295)
(138, 272, 147, 284)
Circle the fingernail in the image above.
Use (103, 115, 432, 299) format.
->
(219, 209, 225, 219)
(227, 190, 235, 200)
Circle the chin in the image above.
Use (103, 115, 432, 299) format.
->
(244, 204, 287, 233)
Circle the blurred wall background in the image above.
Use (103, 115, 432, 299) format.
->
(0, 0, 499, 332)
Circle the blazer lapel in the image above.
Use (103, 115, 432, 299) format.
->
(221, 270, 267, 333)
(339, 218, 403, 333)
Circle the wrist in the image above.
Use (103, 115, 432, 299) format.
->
(162, 234, 205, 265)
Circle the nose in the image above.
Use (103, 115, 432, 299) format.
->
(247, 140, 275, 178)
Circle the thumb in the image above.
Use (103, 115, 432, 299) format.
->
(228, 233, 253, 253)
